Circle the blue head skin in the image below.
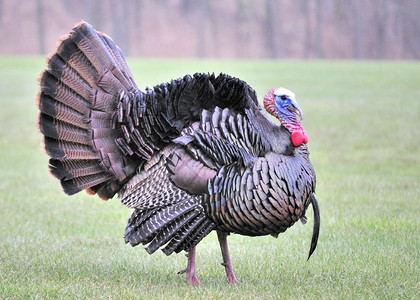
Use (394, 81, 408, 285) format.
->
(263, 87, 308, 147)
(273, 88, 304, 121)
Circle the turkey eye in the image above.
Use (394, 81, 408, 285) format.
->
(281, 95, 287, 100)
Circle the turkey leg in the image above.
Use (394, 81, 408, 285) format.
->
(185, 247, 200, 286)
(217, 230, 239, 284)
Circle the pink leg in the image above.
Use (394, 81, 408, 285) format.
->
(185, 247, 200, 286)
(217, 230, 239, 284)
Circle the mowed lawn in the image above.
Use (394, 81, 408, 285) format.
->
(0, 57, 418, 299)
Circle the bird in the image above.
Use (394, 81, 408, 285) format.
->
(36, 21, 320, 285)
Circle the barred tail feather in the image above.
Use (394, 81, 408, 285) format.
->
(161, 214, 207, 255)
(36, 21, 140, 199)
(124, 199, 216, 255)
(145, 211, 199, 254)
(176, 219, 216, 253)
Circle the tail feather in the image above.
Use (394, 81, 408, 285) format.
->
(124, 208, 158, 238)
(55, 39, 99, 88)
(43, 137, 99, 160)
(49, 159, 105, 180)
(37, 21, 140, 199)
(46, 55, 93, 101)
(40, 117, 91, 145)
(124, 199, 216, 255)
(89, 110, 114, 129)
(162, 214, 207, 255)
(38, 94, 89, 130)
(174, 218, 216, 254)
(91, 90, 117, 112)
(40, 71, 91, 114)
(145, 210, 198, 254)
(62, 173, 114, 195)
(131, 199, 199, 243)
(99, 34, 138, 89)
(71, 24, 135, 93)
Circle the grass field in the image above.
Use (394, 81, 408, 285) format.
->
(0, 57, 419, 299)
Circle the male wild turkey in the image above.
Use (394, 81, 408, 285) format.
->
(37, 22, 320, 285)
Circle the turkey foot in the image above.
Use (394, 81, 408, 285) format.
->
(182, 247, 200, 286)
(217, 230, 239, 284)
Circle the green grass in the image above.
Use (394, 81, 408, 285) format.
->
(0, 56, 419, 299)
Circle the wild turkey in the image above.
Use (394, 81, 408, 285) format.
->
(36, 22, 320, 285)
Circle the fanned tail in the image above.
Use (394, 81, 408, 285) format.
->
(37, 21, 141, 199)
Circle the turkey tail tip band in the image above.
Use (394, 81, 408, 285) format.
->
(307, 193, 320, 261)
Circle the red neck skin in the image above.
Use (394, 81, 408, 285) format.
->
(263, 89, 308, 147)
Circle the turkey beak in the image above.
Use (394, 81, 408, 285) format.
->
(288, 99, 304, 120)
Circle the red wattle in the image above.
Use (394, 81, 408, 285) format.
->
(291, 130, 308, 147)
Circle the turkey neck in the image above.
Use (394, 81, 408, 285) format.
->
(244, 107, 296, 156)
